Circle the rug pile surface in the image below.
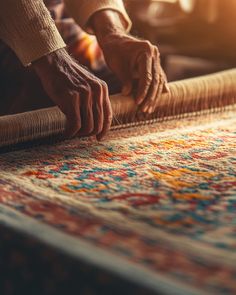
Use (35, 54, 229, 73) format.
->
(0, 109, 236, 295)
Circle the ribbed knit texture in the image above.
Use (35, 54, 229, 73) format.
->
(64, 0, 132, 33)
(0, 0, 131, 65)
(0, 0, 66, 66)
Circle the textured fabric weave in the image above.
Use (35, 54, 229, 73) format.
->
(0, 110, 236, 294)
(0, 0, 130, 65)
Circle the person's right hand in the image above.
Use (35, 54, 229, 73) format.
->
(32, 48, 112, 140)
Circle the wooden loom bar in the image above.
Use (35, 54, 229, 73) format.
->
(0, 69, 236, 148)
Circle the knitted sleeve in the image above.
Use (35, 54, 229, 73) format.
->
(0, 0, 66, 66)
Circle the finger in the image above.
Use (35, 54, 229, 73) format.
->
(140, 52, 160, 113)
(135, 52, 153, 105)
(148, 73, 165, 113)
(149, 50, 165, 109)
(149, 71, 167, 113)
(163, 82, 170, 93)
(90, 81, 104, 136)
(157, 74, 165, 98)
(154, 53, 165, 99)
(152, 69, 168, 111)
(161, 70, 170, 93)
(152, 76, 164, 112)
(64, 115, 81, 138)
(64, 95, 82, 138)
(97, 83, 112, 141)
(77, 86, 94, 137)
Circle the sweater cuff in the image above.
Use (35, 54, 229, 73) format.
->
(5, 26, 66, 66)
(64, 0, 132, 34)
(0, 0, 66, 66)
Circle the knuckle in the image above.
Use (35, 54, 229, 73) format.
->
(81, 83, 92, 95)
(159, 74, 166, 84)
(143, 40, 151, 48)
(100, 80, 108, 91)
(146, 72, 153, 83)
(94, 79, 108, 93)
(90, 82, 102, 96)
(153, 76, 159, 84)
(73, 82, 90, 96)
(154, 46, 160, 56)
(142, 41, 153, 54)
(90, 77, 101, 86)
(90, 79, 108, 98)
(67, 89, 78, 99)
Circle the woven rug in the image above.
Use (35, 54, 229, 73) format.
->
(0, 108, 236, 295)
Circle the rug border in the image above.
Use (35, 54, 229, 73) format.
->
(0, 204, 206, 295)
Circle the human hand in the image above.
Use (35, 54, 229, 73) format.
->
(91, 10, 169, 114)
(99, 33, 169, 114)
(32, 48, 112, 140)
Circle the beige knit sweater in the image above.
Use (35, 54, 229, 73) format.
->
(0, 0, 131, 66)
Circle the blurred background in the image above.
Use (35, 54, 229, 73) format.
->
(1, 0, 235, 115)
(125, 0, 236, 81)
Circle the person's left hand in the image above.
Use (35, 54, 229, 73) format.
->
(98, 33, 169, 114)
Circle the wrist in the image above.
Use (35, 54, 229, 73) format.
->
(91, 10, 127, 44)
(32, 48, 69, 72)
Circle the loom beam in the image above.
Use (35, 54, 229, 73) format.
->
(0, 69, 236, 148)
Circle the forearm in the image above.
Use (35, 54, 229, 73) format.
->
(0, 0, 65, 66)
(64, 0, 131, 34)
(90, 10, 127, 45)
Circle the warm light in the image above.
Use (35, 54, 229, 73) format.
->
(179, 0, 195, 12)
(146, 0, 196, 13)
